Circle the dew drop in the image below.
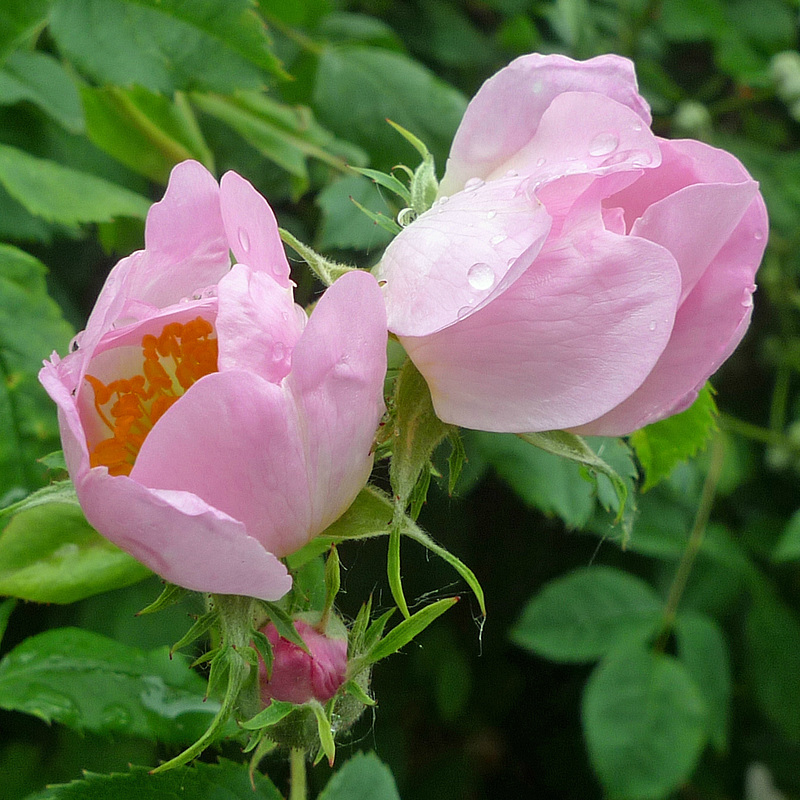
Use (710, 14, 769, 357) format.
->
(491, 234, 507, 246)
(486, 210, 497, 220)
(397, 207, 416, 227)
(505, 169, 519, 177)
(755, 229, 765, 241)
(535, 157, 546, 167)
(631, 154, 653, 167)
(281, 311, 290, 321)
(464, 177, 485, 192)
(648, 321, 656, 332)
(633, 121, 643, 132)
(589, 132, 619, 157)
(467, 262, 495, 291)
(532, 79, 544, 94)
(272, 341, 286, 362)
(238, 228, 250, 252)
(457, 305, 472, 319)
(741, 287, 755, 308)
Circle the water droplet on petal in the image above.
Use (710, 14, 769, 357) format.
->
(505, 169, 519, 177)
(464, 177, 485, 192)
(486, 210, 497, 220)
(467, 262, 495, 291)
(434, 195, 449, 210)
(491, 234, 507, 246)
(741, 286, 755, 307)
(397, 207, 416, 227)
(273, 341, 286, 362)
(631, 154, 653, 167)
(648, 321, 656, 332)
(755, 229, 765, 241)
(633, 121, 643, 132)
(532, 79, 544, 94)
(589, 132, 619, 157)
(457, 305, 472, 319)
(238, 228, 250, 252)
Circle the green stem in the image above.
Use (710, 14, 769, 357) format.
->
(655, 435, 725, 648)
(718, 413, 800, 452)
(289, 748, 307, 800)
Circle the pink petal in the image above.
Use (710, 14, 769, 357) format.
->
(490, 91, 661, 185)
(219, 171, 291, 288)
(130, 370, 311, 559)
(216, 264, 304, 383)
(574, 192, 767, 435)
(287, 270, 388, 535)
(138, 160, 231, 307)
(401, 220, 682, 432)
(631, 180, 757, 302)
(77, 470, 291, 600)
(440, 53, 651, 195)
(375, 176, 552, 337)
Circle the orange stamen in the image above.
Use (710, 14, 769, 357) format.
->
(85, 316, 218, 476)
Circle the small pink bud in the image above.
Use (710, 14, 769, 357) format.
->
(259, 620, 348, 706)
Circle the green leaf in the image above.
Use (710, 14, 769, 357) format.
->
(745, 592, 800, 741)
(0, 627, 219, 743)
(0, 0, 52, 62)
(630, 384, 718, 491)
(0, 245, 73, 503)
(82, 85, 214, 184)
(469, 431, 594, 528)
(23, 760, 283, 800)
(363, 597, 458, 665)
(0, 145, 151, 224)
(319, 752, 401, 800)
(773, 507, 800, 562)
(313, 45, 467, 172)
(583, 644, 707, 800)
(676, 611, 731, 752)
(0, 499, 151, 603)
(312, 700, 336, 765)
(0, 51, 83, 133)
(350, 166, 412, 204)
(0, 598, 16, 648)
(316, 174, 395, 251)
(49, 0, 282, 94)
(261, 600, 310, 654)
(510, 566, 663, 663)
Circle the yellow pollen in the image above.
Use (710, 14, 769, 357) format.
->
(86, 316, 218, 476)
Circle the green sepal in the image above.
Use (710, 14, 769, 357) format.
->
(447, 430, 468, 495)
(349, 596, 374, 655)
(321, 545, 341, 627)
(518, 430, 629, 531)
(408, 461, 432, 521)
(170, 610, 218, 656)
(387, 517, 409, 618)
(350, 166, 412, 204)
(361, 608, 396, 656)
(248, 734, 277, 784)
(343, 678, 377, 707)
(311, 700, 336, 765)
(360, 597, 459, 667)
(137, 582, 190, 616)
(348, 197, 402, 235)
(260, 600, 310, 655)
(251, 629, 273, 680)
(0, 479, 79, 519)
(385, 119, 438, 214)
(279, 227, 354, 287)
(240, 699, 295, 731)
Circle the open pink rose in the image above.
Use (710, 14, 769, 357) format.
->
(258, 620, 348, 705)
(375, 53, 767, 435)
(40, 161, 387, 601)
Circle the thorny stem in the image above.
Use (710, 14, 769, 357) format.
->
(289, 748, 307, 800)
(655, 434, 725, 650)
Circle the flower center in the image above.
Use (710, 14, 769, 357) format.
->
(85, 316, 218, 476)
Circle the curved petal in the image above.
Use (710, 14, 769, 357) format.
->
(440, 53, 651, 195)
(216, 264, 304, 382)
(130, 370, 310, 558)
(489, 92, 661, 186)
(220, 171, 291, 288)
(402, 223, 681, 432)
(77, 470, 291, 600)
(288, 270, 388, 536)
(574, 192, 768, 435)
(375, 176, 552, 337)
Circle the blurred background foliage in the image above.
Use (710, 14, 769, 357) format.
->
(2, 0, 800, 798)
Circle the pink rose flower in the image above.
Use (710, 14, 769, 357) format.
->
(39, 161, 387, 601)
(375, 53, 767, 435)
(259, 620, 348, 705)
